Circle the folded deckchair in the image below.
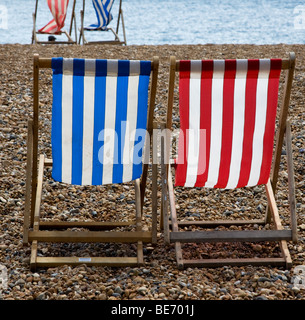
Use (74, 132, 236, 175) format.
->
(78, 0, 126, 45)
(32, 0, 77, 44)
(162, 54, 297, 269)
(23, 54, 159, 270)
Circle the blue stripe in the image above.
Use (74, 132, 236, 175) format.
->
(139, 61, 152, 76)
(112, 60, 129, 184)
(51, 58, 63, 182)
(132, 62, 150, 180)
(92, 59, 107, 185)
(71, 59, 85, 185)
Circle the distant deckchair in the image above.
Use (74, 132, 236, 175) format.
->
(79, 0, 126, 45)
(23, 54, 159, 270)
(32, 0, 77, 44)
(162, 53, 297, 269)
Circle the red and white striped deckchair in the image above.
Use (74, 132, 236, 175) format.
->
(32, 0, 77, 44)
(162, 54, 297, 269)
(39, 0, 70, 34)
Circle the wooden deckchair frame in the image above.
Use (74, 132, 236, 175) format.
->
(78, 0, 127, 45)
(23, 54, 159, 270)
(32, 0, 77, 45)
(162, 53, 297, 269)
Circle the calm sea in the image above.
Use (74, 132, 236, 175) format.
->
(0, 0, 305, 45)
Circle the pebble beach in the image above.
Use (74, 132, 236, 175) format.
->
(0, 43, 304, 301)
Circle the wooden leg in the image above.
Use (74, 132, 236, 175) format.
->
(161, 136, 169, 243)
(135, 179, 144, 265)
(168, 168, 183, 269)
(23, 120, 33, 245)
(121, 10, 127, 45)
(151, 150, 158, 244)
(265, 180, 293, 268)
(30, 154, 44, 271)
(285, 120, 298, 243)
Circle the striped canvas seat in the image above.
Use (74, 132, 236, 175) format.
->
(51, 58, 152, 186)
(38, 0, 70, 34)
(84, 0, 114, 30)
(175, 59, 282, 189)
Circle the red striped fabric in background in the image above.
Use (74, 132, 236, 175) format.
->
(39, 0, 69, 34)
(175, 58, 282, 189)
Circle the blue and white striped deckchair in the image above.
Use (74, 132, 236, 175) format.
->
(51, 58, 151, 186)
(84, 0, 114, 30)
(79, 0, 127, 45)
(23, 54, 159, 269)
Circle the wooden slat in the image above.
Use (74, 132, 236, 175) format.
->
(39, 221, 133, 230)
(36, 256, 139, 268)
(176, 59, 291, 71)
(171, 219, 266, 228)
(170, 230, 292, 243)
(29, 230, 152, 243)
(182, 257, 287, 268)
(84, 41, 124, 45)
(39, 57, 157, 70)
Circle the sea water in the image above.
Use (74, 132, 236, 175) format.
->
(0, 0, 305, 45)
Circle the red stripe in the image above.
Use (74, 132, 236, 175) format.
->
(236, 59, 259, 188)
(194, 60, 213, 187)
(39, 20, 57, 34)
(214, 60, 236, 188)
(175, 61, 191, 186)
(257, 59, 282, 185)
(39, 0, 69, 34)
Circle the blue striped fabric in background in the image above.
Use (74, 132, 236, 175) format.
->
(85, 0, 114, 30)
(51, 57, 152, 185)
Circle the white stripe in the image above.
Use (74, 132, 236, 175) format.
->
(58, 0, 62, 16)
(247, 59, 270, 187)
(102, 60, 118, 184)
(50, 0, 56, 19)
(225, 59, 248, 189)
(205, 60, 225, 188)
(82, 60, 96, 185)
(184, 60, 201, 187)
(122, 61, 140, 182)
(106, 0, 113, 11)
(61, 58, 73, 184)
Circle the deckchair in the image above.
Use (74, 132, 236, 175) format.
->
(23, 54, 159, 270)
(78, 0, 126, 45)
(162, 53, 297, 269)
(32, 0, 77, 44)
